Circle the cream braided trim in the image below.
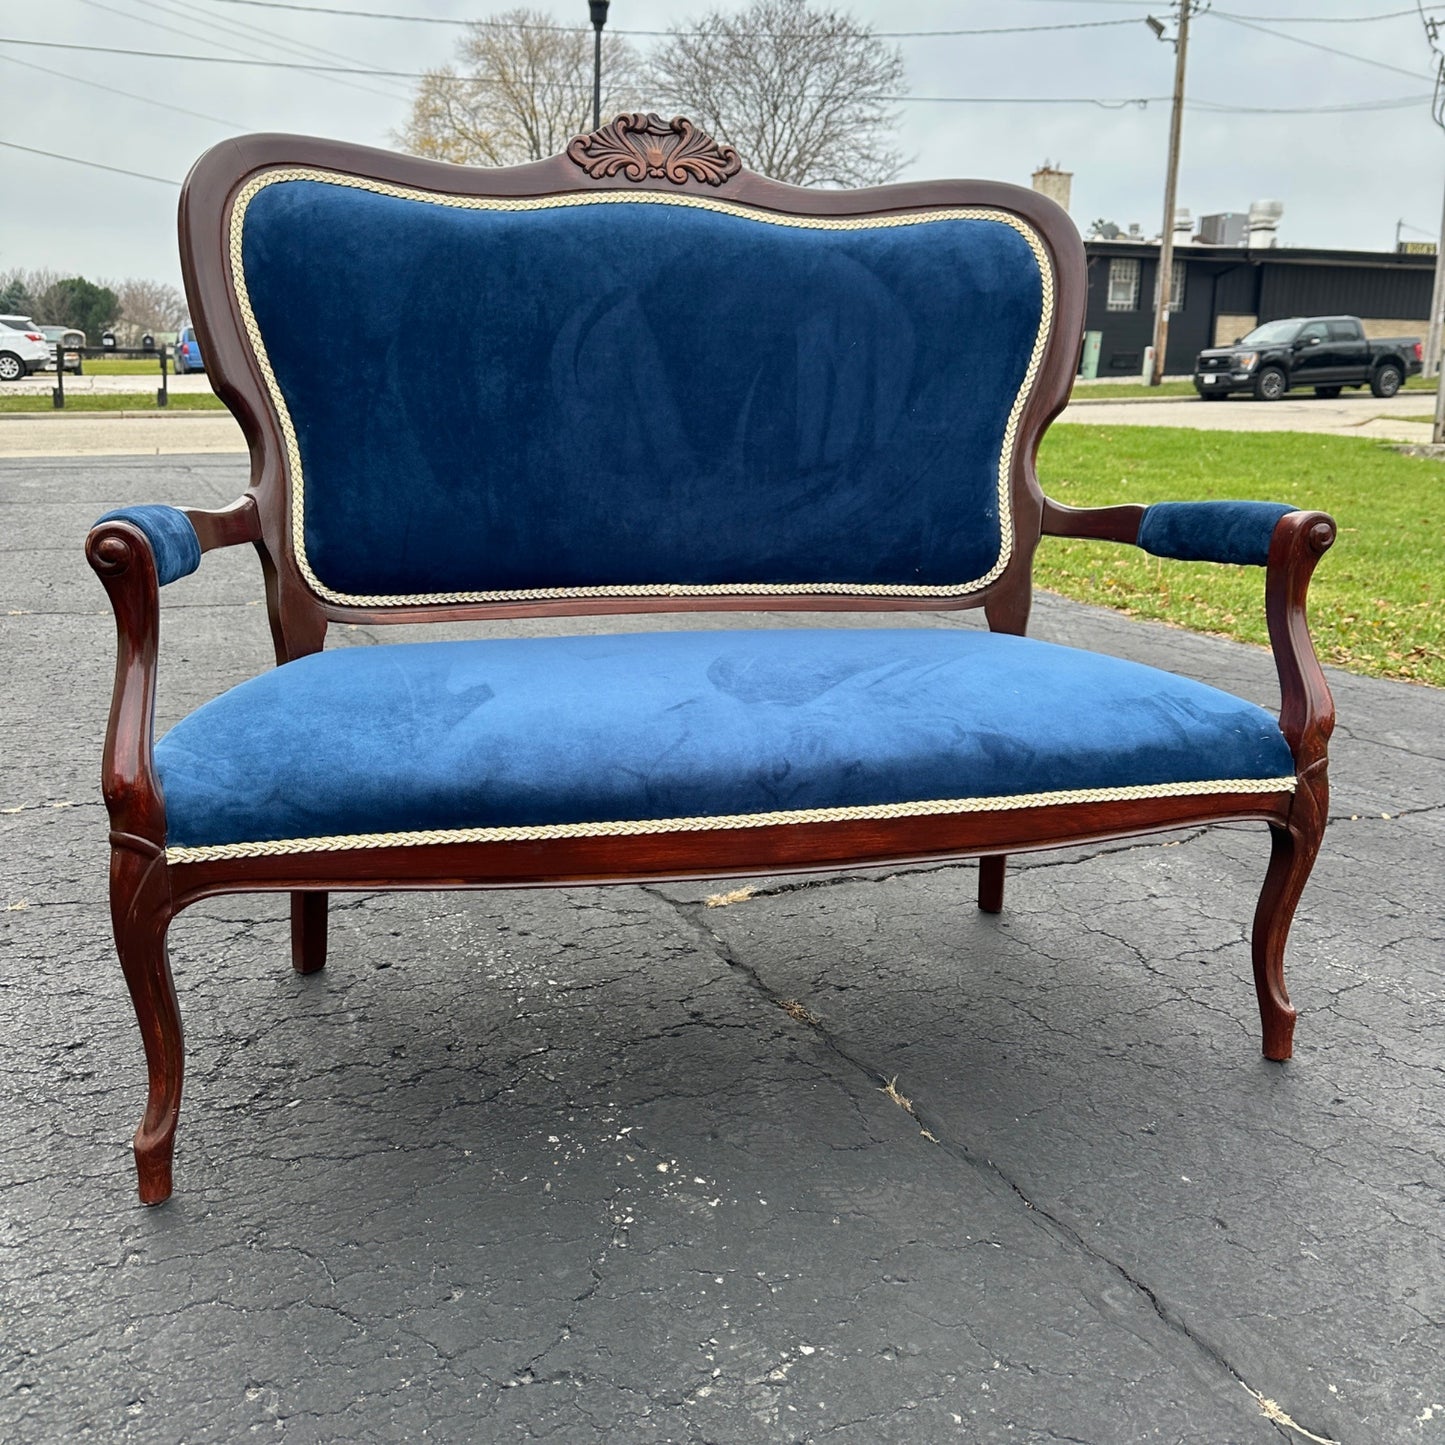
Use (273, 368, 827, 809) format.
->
(227, 170, 1055, 608)
(166, 775, 1295, 864)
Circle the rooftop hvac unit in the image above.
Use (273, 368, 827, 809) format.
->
(1200, 212, 1248, 246)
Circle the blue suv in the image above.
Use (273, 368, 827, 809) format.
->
(173, 324, 205, 374)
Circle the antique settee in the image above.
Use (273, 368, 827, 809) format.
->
(87, 117, 1335, 1204)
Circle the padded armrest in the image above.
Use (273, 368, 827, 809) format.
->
(93, 506, 202, 586)
(1136, 501, 1295, 567)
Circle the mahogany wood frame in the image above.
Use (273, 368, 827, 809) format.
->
(86, 122, 1335, 1205)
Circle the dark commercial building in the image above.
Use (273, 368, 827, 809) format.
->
(1083, 241, 1434, 376)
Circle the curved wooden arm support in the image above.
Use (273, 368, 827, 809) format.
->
(183, 494, 262, 554)
(1255, 510, 1334, 1061)
(85, 499, 261, 848)
(86, 520, 168, 851)
(1040, 497, 1147, 545)
(1265, 510, 1336, 778)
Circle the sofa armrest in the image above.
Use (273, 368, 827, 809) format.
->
(1041, 496, 1337, 781)
(92, 506, 202, 586)
(85, 498, 262, 852)
(1135, 500, 1296, 567)
(1042, 497, 1296, 565)
(1040, 498, 1145, 545)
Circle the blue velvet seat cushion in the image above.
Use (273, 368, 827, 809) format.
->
(154, 629, 1295, 850)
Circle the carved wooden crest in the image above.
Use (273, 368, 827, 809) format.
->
(566, 113, 742, 187)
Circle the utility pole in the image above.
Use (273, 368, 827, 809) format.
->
(1147, 3, 1193, 387)
(1427, 181, 1445, 379)
(1431, 180, 1445, 445)
(589, 1, 610, 133)
(1423, 5, 1445, 444)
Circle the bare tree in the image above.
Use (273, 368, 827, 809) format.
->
(646, 0, 906, 187)
(113, 277, 188, 345)
(0, 268, 64, 318)
(396, 8, 644, 166)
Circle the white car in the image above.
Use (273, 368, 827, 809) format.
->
(0, 315, 50, 381)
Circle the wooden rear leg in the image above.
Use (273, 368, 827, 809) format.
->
(113, 851, 183, 1205)
(978, 854, 1006, 914)
(1251, 821, 1321, 1062)
(291, 892, 328, 974)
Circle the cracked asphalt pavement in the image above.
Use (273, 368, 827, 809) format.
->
(3, 455, 1443, 1443)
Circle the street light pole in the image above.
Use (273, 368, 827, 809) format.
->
(589, 1, 610, 133)
(1148, 2, 1193, 387)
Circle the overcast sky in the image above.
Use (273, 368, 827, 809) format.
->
(3, 0, 1442, 290)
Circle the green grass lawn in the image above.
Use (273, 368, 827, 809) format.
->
(0, 392, 225, 413)
(76, 357, 176, 376)
(1071, 374, 1438, 401)
(1036, 425, 1444, 687)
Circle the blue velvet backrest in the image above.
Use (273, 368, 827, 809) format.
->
(233, 172, 1054, 607)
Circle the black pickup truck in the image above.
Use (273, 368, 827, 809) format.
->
(1193, 316, 1422, 401)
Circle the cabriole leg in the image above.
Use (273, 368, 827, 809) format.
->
(978, 854, 1006, 914)
(291, 891, 328, 974)
(113, 851, 183, 1205)
(1251, 821, 1321, 1062)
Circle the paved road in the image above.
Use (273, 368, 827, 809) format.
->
(3, 453, 1442, 1443)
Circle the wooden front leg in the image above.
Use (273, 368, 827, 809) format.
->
(291, 892, 328, 974)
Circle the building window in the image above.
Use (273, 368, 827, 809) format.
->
(1154, 258, 1186, 312)
(1107, 257, 1140, 311)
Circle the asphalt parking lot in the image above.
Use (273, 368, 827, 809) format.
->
(2, 452, 1443, 1442)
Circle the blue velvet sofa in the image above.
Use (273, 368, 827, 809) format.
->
(87, 117, 1336, 1205)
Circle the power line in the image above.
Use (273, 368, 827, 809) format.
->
(0, 37, 1164, 90)
(190, 0, 1146, 39)
(0, 35, 1426, 115)
(0, 138, 178, 185)
(1189, 92, 1432, 111)
(1216, 4, 1445, 18)
(0, 49, 244, 126)
(139, 0, 415, 101)
(82, 0, 412, 104)
(900, 94, 1164, 106)
(0, 34, 471, 76)
(1209, 12, 1436, 79)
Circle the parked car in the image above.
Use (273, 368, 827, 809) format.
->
(173, 324, 204, 374)
(1193, 316, 1422, 401)
(0, 316, 50, 381)
(39, 325, 85, 374)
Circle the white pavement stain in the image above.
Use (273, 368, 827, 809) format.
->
(1060, 389, 1433, 443)
(0, 383, 1433, 457)
(3, 373, 216, 396)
